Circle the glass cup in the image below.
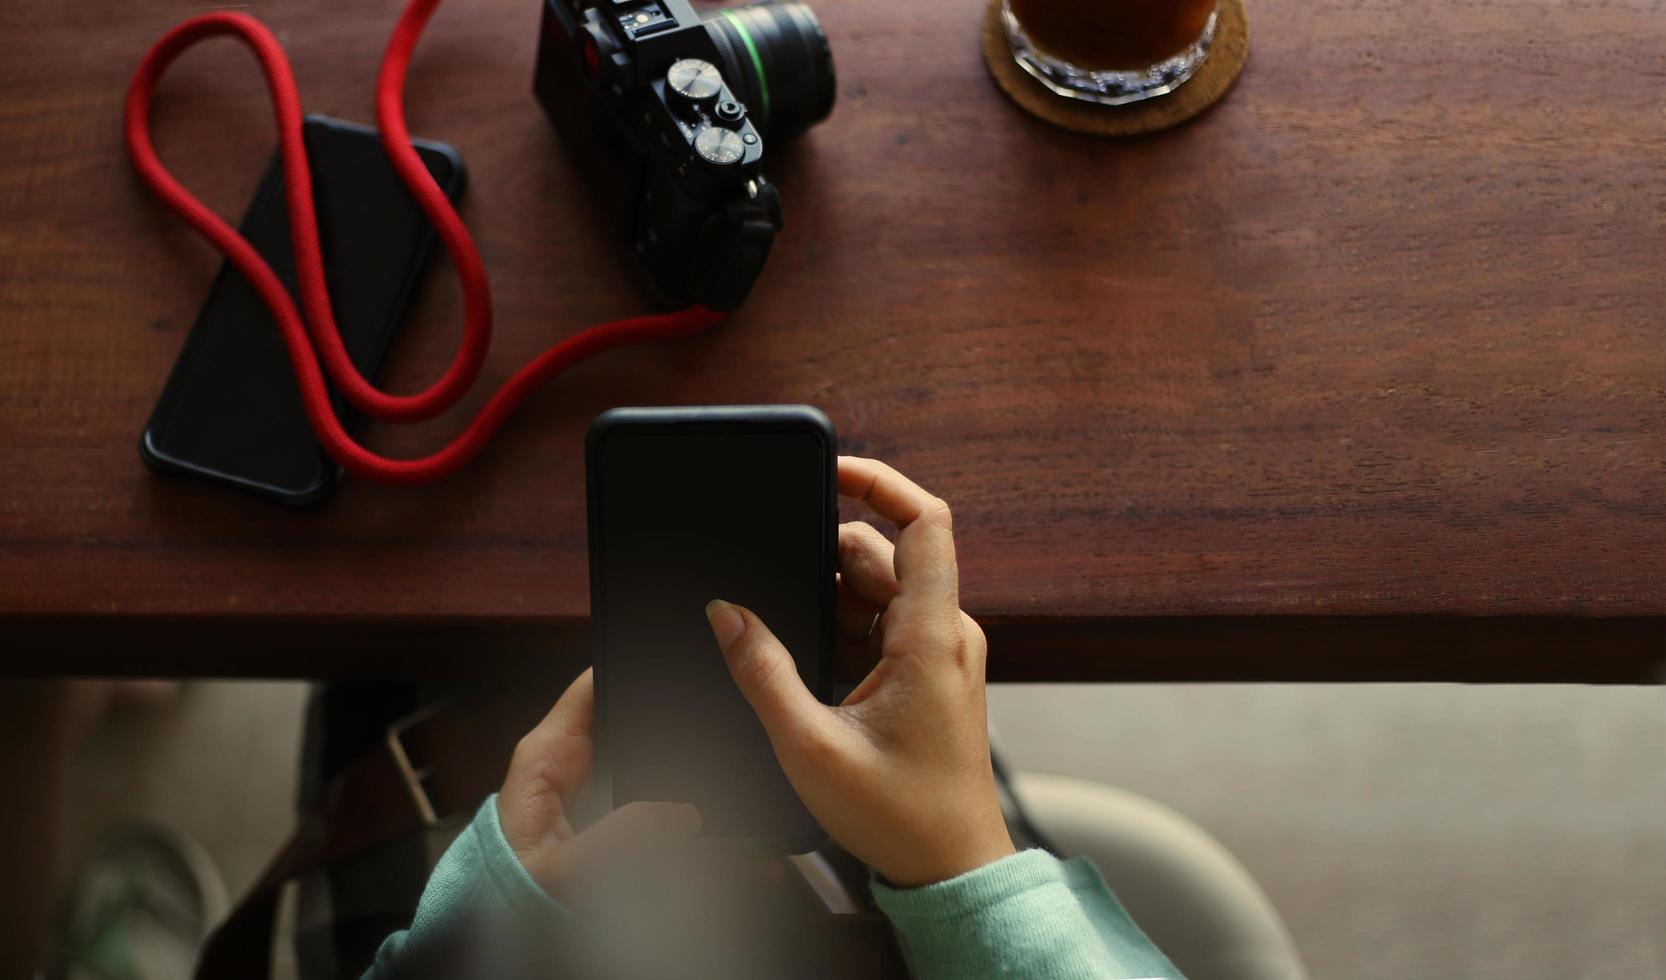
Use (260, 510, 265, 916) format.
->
(1002, 0, 1220, 106)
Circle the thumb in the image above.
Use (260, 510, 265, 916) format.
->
(705, 600, 826, 747)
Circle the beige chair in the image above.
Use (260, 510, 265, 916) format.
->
(1013, 771, 1309, 980)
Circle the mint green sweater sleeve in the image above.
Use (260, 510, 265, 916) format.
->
(370, 802, 1180, 980)
(871, 849, 1183, 980)
(366, 794, 578, 977)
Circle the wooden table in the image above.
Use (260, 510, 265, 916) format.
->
(3, 0, 1662, 682)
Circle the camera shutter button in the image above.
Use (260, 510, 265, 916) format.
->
(714, 99, 747, 127)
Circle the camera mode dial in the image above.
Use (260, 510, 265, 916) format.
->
(666, 58, 723, 109)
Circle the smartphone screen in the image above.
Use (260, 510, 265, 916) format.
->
(587, 406, 835, 846)
(141, 115, 464, 506)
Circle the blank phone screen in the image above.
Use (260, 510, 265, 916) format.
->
(591, 423, 832, 840)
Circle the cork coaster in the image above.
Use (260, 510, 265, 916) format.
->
(982, 0, 1249, 136)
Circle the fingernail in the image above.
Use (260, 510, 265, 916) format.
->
(705, 599, 745, 648)
(675, 803, 702, 837)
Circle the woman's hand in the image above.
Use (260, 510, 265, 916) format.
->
(705, 456, 1015, 888)
(496, 668, 701, 909)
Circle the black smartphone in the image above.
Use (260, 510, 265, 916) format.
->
(139, 114, 466, 507)
(586, 405, 837, 851)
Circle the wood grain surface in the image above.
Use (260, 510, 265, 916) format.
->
(2, 0, 1663, 679)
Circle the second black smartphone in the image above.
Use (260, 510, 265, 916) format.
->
(586, 405, 836, 851)
(140, 114, 466, 507)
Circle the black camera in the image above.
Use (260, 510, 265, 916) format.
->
(534, 0, 835, 310)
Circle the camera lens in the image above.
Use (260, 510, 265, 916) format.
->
(702, 3, 835, 142)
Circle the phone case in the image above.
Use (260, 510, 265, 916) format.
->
(138, 114, 467, 508)
(585, 404, 837, 853)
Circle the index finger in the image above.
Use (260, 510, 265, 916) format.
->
(837, 456, 958, 610)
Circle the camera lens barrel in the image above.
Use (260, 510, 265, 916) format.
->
(702, 3, 835, 142)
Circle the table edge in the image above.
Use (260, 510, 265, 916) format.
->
(3, 614, 1661, 683)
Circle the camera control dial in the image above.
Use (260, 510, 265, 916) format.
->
(693, 126, 745, 166)
(666, 58, 723, 108)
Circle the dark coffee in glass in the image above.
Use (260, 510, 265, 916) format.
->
(1002, 0, 1219, 105)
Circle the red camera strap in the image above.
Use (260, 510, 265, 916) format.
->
(125, 1, 725, 486)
